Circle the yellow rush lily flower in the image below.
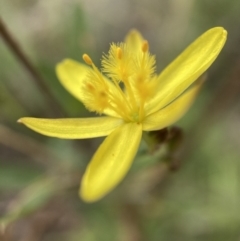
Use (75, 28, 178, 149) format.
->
(18, 27, 227, 202)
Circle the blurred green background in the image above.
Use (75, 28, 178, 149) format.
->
(1, 0, 240, 240)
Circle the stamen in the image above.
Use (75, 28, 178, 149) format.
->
(141, 40, 149, 53)
(82, 37, 156, 122)
(83, 54, 93, 65)
(117, 47, 123, 59)
(99, 91, 107, 98)
(86, 83, 95, 92)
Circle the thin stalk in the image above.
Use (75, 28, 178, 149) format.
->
(0, 17, 65, 117)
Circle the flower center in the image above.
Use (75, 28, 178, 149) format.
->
(131, 112, 140, 123)
(81, 40, 158, 123)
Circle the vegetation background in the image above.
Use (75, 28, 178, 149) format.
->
(1, 0, 240, 240)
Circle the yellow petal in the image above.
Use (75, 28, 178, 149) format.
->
(80, 122, 142, 202)
(146, 27, 227, 115)
(124, 29, 144, 54)
(56, 59, 90, 103)
(56, 59, 120, 117)
(143, 75, 205, 131)
(18, 117, 123, 139)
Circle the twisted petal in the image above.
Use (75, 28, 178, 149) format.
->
(56, 59, 120, 117)
(142, 76, 204, 131)
(18, 117, 123, 139)
(80, 122, 142, 202)
(146, 27, 227, 115)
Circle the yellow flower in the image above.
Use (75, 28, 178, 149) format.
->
(18, 27, 227, 202)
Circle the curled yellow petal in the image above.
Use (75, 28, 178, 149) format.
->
(56, 59, 90, 103)
(143, 75, 205, 131)
(80, 122, 142, 202)
(146, 27, 227, 115)
(18, 117, 123, 139)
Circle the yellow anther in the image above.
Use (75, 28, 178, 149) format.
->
(141, 40, 149, 52)
(83, 54, 93, 65)
(86, 83, 95, 92)
(99, 91, 107, 97)
(117, 47, 123, 59)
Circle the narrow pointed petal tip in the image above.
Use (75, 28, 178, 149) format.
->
(145, 26, 227, 115)
(209, 26, 227, 45)
(80, 123, 142, 202)
(17, 118, 22, 123)
(215, 26, 227, 36)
